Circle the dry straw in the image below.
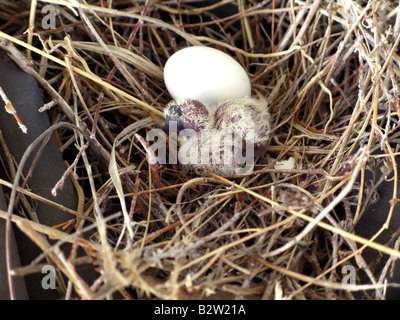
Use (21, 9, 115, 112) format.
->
(0, 0, 400, 299)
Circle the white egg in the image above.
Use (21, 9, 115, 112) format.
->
(164, 46, 251, 104)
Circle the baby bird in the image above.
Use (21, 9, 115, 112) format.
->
(162, 97, 271, 175)
(163, 99, 210, 132)
(212, 98, 271, 157)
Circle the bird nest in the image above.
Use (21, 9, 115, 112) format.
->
(0, 0, 400, 300)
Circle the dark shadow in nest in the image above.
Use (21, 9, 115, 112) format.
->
(349, 148, 400, 299)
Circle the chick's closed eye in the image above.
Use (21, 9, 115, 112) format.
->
(164, 99, 209, 132)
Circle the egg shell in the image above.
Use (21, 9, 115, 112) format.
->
(164, 46, 251, 104)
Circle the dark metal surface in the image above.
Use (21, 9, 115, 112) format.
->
(0, 56, 77, 299)
(354, 155, 400, 299)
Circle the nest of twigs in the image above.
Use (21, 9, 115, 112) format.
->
(1, 0, 400, 300)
